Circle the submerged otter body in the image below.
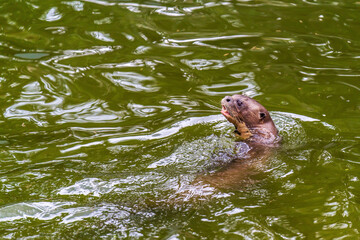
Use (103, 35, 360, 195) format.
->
(197, 95, 281, 190)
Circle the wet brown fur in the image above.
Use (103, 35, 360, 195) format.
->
(197, 95, 281, 190)
(221, 94, 280, 146)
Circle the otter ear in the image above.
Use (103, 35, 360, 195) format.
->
(236, 99, 243, 107)
(260, 112, 266, 120)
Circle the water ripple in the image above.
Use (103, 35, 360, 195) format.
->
(103, 71, 159, 92)
(39, 7, 63, 22)
(1, 0, 360, 238)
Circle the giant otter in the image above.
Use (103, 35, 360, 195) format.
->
(196, 94, 281, 190)
(221, 94, 281, 146)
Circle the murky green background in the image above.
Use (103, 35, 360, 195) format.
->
(0, 0, 359, 238)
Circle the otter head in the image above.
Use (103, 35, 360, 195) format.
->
(221, 94, 280, 145)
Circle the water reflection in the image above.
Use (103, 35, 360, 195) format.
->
(199, 72, 259, 96)
(103, 71, 159, 92)
(0, 0, 360, 238)
(40, 7, 62, 22)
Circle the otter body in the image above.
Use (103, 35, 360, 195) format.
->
(197, 95, 280, 190)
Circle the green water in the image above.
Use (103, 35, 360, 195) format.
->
(0, 0, 360, 238)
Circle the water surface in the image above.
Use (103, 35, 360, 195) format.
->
(0, 0, 360, 238)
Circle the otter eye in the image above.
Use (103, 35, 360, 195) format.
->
(236, 100, 243, 107)
(260, 112, 266, 119)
